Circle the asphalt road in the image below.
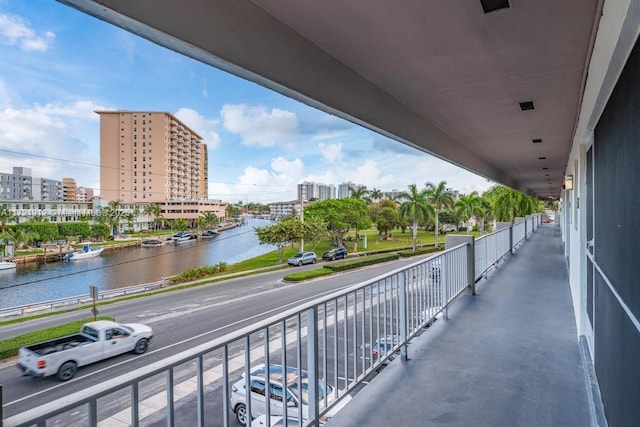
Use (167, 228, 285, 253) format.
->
(0, 255, 433, 420)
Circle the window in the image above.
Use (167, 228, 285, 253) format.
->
(250, 380, 266, 396)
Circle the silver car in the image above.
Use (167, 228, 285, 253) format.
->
(287, 252, 317, 266)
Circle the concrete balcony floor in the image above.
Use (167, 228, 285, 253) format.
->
(328, 224, 593, 427)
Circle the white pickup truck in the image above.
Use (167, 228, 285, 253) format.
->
(17, 320, 153, 381)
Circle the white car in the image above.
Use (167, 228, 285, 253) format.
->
(287, 252, 317, 266)
(231, 364, 334, 426)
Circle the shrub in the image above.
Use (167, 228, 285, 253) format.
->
(323, 253, 400, 272)
(283, 268, 334, 282)
(397, 246, 443, 257)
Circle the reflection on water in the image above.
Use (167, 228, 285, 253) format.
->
(0, 219, 275, 309)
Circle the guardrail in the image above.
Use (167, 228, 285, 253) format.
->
(0, 280, 166, 318)
(2, 215, 542, 427)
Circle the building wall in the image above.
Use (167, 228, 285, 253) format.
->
(98, 111, 207, 204)
(563, 4, 640, 425)
(591, 35, 640, 425)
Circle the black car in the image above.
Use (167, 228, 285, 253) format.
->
(322, 246, 347, 261)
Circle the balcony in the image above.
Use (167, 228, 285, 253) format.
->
(3, 220, 597, 426)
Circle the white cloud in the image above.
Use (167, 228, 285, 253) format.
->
(221, 104, 298, 147)
(0, 100, 107, 190)
(174, 107, 221, 149)
(318, 142, 343, 163)
(0, 14, 55, 52)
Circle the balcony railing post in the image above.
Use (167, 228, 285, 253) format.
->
(442, 255, 449, 320)
(306, 307, 319, 424)
(509, 224, 514, 255)
(468, 240, 476, 296)
(398, 271, 408, 361)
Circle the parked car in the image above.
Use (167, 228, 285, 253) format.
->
(372, 335, 399, 360)
(287, 252, 317, 266)
(321, 246, 347, 261)
(231, 364, 335, 426)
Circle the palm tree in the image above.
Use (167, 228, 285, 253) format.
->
(485, 185, 538, 223)
(0, 206, 17, 233)
(398, 184, 434, 252)
(11, 229, 39, 249)
(349, 186, 371, 204)
(199, 211, 219, 231)
(108, 201, 124, 235)
(143, 203, 162, 231)
(426, 181, 454, 247)
(455, 192, 482, 230)
(369, 188, 383, 203)
(171, 218, 189, 233)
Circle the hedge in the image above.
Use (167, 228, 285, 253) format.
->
(323, 253, 400, 272)
(283, 268, 334, 282)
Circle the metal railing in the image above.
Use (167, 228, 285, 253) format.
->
(2, 215, 542, 427)
(474, 227, 511, 280)
(0, 280, 166, 318)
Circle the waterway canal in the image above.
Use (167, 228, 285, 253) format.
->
(0, 219, 275, 309)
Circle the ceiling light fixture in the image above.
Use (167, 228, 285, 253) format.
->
(519, 101, 535, 111)
(481, 0, 510, 14)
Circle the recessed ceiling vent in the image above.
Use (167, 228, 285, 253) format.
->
(538, 156, 546, 160)
(481, 0, 510, 13)
(519, 101, 535, 111)
(532, 138, 543, 143)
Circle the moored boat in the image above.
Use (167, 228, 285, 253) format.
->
(141, 238, 164, 247)
(170, 231, 195, 244)
(199, 229, 220, 239)
(65, 244, 104, 261)
(0, 260, 17, 270)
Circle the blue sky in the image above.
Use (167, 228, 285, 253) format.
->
(0, 0, 493, 204)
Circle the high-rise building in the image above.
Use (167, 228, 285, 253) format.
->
(97, 111, 207, 203)
(338, 181, 366, 199)
(63, 178, 77, 201)
(297, 181, 336, 201)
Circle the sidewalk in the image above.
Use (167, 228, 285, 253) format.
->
(327, 224, 593, 427)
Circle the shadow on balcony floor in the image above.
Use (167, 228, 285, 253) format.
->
(328, 224, 592, 427)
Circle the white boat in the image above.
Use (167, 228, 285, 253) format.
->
(170, 231, 194, 244)
(0, 260, 17, 270)
(141, 238, 164, 247)
(199, 229, 220, 239)
(65, 244, 104, 261)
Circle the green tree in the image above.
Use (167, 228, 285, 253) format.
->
(426, 181, 454, 247)
(143, 203, 162, 231)
(369, 188, 383, 203)
(305, 198, 370, 247)
(255, 217, 304, 262)
(349, 186, 371, 204)
(171, 218, 189, 232)
(484, 185, 538, 223)
(199, 211, 220, 231)
(398, 184, 434, 252)
(456, 192, 482, 230)
(0, 206, 17, 233)
(376, 207, 399, 239)
(301, 217, 331, 252)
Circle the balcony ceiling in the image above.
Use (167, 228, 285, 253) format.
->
(63, 0, 602, 198)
